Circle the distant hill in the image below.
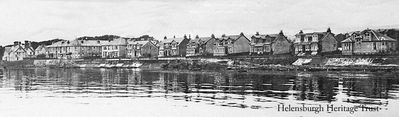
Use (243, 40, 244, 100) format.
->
(76, 34, 155, 42)
(31, 38, 65, 50)
(76, 35, 121, 41)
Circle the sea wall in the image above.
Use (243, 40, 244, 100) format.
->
(33, 59, 78, 67)
(1, 56, 399, 71)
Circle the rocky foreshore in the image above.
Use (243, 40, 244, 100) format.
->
(1, 56, 399, 72)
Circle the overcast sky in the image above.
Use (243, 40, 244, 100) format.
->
(0, 0, 399, 45)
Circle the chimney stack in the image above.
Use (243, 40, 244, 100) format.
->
(279, 30, 284, 35)
(24, 40, 31, 49)
(14, 41, 20, 46)
(326, 27, 331, 33)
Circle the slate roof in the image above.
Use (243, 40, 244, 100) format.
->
(102, 38, 127, 45)
(341, 38, 355, 43)
(369, 30, 397, 41)
(35, 45, 47, 51)
(220, 35, 241, 40)
(128, 40, 149, 46)
(3, 44, 33, 55)
(251, 33, 279, 44)
(161, 37, 186, 44)
(188, 37, 211, 44)
(344, 29, 397, 42)
(46, 40, 79, 47)
(79, 40, 104, 46)
(272, 34, 290, 43)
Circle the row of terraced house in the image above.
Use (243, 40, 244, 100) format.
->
(1, 28, 397, 61)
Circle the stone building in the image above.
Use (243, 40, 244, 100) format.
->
(271, 31, 292, 55)
(46, 39, 105, 59)
(101, 38, 128, 58)
(34, 45, 47, 58)
(158, 35, 189, 57)
(250, 32, 278, 55)
(293, 28, 338, 56)
(186, 35, 211, 56)
(341, 29, 397, 55)
(2, 41, 35, 61)
(127, 40, 158, 58)
(203, 34, 217, 56)
(213, 33, 250, 56)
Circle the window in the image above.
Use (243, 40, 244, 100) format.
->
(373, 42, 377, 50)
(365, 33, 371, 40)
(308, 36, 312, 42)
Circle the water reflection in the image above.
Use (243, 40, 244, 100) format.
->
(0, 68, 398, 109)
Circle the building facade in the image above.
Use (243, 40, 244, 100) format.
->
(127, 40, 158, 58)
(158, 36, 189, 57)
(213, 33, 250, 56)
(341, 29, 397, 55)
(203, 34, 217, 56)
(271, 31, 292, 55)
(34, 45, 47, 58)
(293, 28, 338, 56)
(250, 32, 278, 55)
(101, 38, 127, 58)
(186, 35, 211, 56)
(2, 41, 35, 61)
(46, 39, 104, 59)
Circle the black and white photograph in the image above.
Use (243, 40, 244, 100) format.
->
(0, 0, 399, 117)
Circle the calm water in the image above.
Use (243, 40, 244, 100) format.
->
(1, 68, 399, 116)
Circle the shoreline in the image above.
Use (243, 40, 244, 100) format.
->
(1, 62, 399, 73)
(2, 55, 399, 72)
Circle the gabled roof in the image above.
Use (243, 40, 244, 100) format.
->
(102, 38, 127, 45)
(369, 30, 397, 41)
(4, 44, 31, 55)
(220, 35, 240, 40)
(351, 29, 397, 42)
(341, 37, 355, 43)
(189, 37, 211, 44)
(219, 33, 250, 43)
(78, 40, 104, 46)
(252, 34, 278, 39)
(320, 32, 337, 42)
(272, 34, 290, 43)
(161, 37, 186, 44)
(128, 40, 149, 46)
(304, 32, 326, 35)
(46, 40, 79, 47)
(35, 45, 47, 51)
(251, 34, 267, 39)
